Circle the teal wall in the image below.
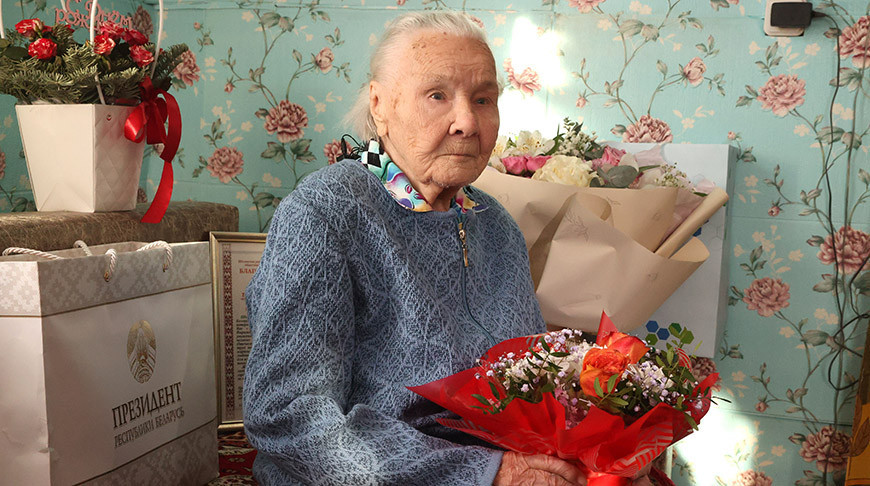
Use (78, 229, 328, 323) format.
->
(2, 0, 869, 484)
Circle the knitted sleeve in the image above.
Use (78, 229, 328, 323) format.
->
(243, 194, 504, 486)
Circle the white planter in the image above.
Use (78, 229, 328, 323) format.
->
(16, 104, 145, 213)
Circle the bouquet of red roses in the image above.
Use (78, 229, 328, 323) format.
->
(410, 313, 717, 485)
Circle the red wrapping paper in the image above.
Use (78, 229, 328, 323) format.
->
(409, 315, 716, 483)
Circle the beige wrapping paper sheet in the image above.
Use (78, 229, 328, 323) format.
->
(473, 168, 722, 333)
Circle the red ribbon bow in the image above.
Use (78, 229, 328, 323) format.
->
(125, 77, 182, 224)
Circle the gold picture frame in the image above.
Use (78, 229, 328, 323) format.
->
(210, 231, 267, 432)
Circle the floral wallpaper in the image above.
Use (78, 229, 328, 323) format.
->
(1, 0, 869, 484)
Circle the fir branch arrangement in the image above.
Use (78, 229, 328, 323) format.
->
(0, 18, 188, 104)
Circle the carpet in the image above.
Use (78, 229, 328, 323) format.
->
(209, 431, 258, 485)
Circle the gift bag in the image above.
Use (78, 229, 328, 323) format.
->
(0, 241, 218, 485)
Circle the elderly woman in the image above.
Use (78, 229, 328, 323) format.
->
(244, 11, 639, 486)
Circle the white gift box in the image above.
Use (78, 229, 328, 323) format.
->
(0, 241, 218, 485)
(608, 143, 736, 358)
(16, 104, 145, 213)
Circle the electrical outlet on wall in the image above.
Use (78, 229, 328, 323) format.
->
(764, 0, 809, 36)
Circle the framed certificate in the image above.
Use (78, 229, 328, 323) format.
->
(210, 231, 267, 431)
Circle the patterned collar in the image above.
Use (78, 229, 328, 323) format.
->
(359, 140, 481, 213)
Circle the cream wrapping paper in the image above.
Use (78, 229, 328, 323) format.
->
(473, 167, 728, 333)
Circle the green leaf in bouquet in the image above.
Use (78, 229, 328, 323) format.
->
(488, 381, 501, 400)
(524, 368, 538, 381)
(594, 377, 605, 397)
(606, 374, 619, 393)
(540, 339, 551, 352)
(598, 165, 637, 188)
(683, 412, 698, 430)
(609, 396, 629, 407)
(549, 352, 569, 358)
(472, 394, 491, 407)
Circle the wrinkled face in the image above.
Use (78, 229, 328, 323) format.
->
(371, 31, 500, 191)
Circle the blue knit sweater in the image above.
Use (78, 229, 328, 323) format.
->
(244, 160, 545, 485)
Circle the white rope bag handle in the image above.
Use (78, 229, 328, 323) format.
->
(2, 240, 173, 282)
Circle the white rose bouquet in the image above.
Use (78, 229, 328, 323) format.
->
(473, 120, 730, 333)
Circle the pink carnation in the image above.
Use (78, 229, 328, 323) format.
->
(568, 0, 605, 12)
(743, 277, 790, 317)
(504, 58, 541, 96)
(207, 146, 244, 183)
(315, 47, 334, 73)
(173, 49, 201, 86)
(730, 470, 772, 486)
(623, 115, 673, 143)
(588, 146, 626, 171)
(264, 100, 308, 143)
(123, 29, 149, 46)
(98, 21, 125, 40)
(130, 45, 154, 68)
(817, 226, 870, 274)
(800, 425, 850, 472)
(839, 16, 870, 68)
(502, 155, 550, 176)
(324, 139, 343, 165)
(682, 57, 706, 86)
(757, 74, 806, 117)
(93, 34, 115, 56)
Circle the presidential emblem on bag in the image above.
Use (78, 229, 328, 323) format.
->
(127, 320, 157, 384)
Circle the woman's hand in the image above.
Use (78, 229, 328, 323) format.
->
(493, 452, 587, 486)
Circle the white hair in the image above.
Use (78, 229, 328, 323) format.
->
(343, 11, 494, 141)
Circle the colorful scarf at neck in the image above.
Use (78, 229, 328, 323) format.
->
(359, 140, 479, 213)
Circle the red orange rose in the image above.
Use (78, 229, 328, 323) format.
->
(580, 330, 647, 397)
